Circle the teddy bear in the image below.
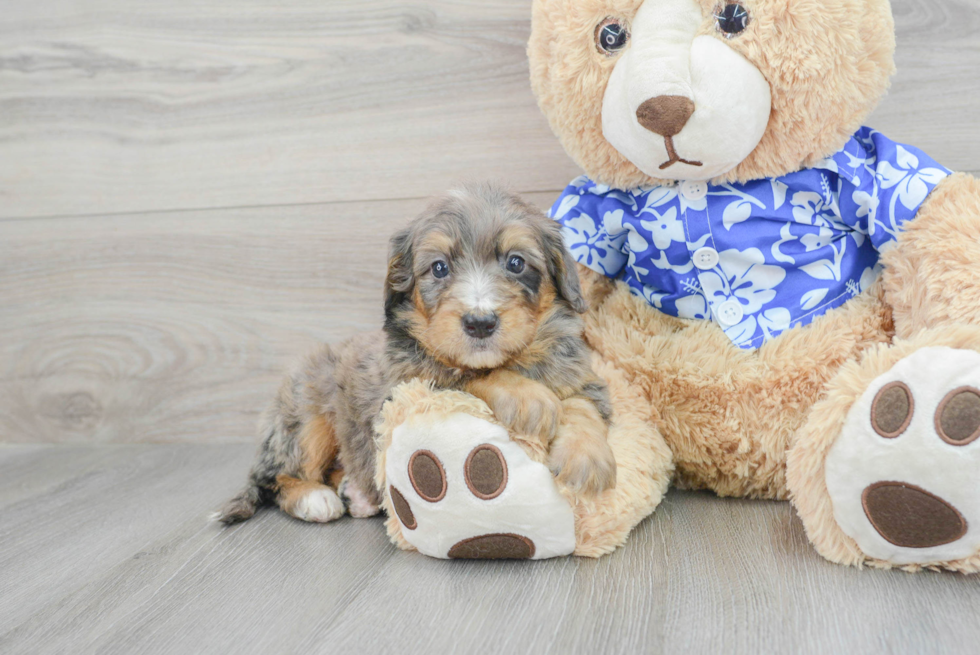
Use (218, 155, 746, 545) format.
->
(377, 0, 980, 572)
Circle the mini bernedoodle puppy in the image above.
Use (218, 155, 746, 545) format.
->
(215, 183, 616, 525)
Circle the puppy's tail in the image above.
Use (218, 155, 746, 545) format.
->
(211, 480, 266, 524)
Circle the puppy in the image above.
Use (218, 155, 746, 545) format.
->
(214, 183, 616, 525)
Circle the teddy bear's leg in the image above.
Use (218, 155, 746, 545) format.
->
(787, 325, 980, 572)
(570, 353, 674, 557)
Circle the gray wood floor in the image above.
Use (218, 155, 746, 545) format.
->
(3, 0, 980, 653)
(2, 443, 980, 655)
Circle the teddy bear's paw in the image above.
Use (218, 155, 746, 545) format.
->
(825, 346, 980, 565)
(384, 412, 576, 560)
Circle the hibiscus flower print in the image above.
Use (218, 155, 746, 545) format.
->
(549, 126, 949, 352)
(876, 145, 949, 229)
(561, 211, 627, 276)
(800, 226, 835, 252)
(639, 207, 684, 250)
(790, 190, 840, 228)
(699, 248, 786, 316)
(675, 292, 711, 320)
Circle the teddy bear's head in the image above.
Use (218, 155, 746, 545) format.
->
(529, 0, 896, 188)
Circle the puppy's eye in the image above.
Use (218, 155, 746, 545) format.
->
(595, 18, 629, 55)
(715, 2, 749, 37)
(506, 255, 525, 274)
(431, 261, 449, 279)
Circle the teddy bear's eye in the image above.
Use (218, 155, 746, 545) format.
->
(594, 18, 629, 55)
(715, 2, 750, 37)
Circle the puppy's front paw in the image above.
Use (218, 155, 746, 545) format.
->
(548, 435, 617, 499)
(339, 478, 381, 518)
(468, 372, 563, 444)
(487, 385, 562, 444)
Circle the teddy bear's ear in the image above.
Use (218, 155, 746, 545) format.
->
(542, 221, 587, 314)
(384, 225, 415, 319)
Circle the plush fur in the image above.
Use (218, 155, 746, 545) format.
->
(579, 266, 893, 499)
(880, 173, 980, 338)
(376, 358, 673, 557)
(521, 0, 980, 570)
(229, 0, 980, 568)
(529, 0, 895, 189)
(787, 325, 980, 573)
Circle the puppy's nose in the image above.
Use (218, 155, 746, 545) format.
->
(635, 95, 695, 137)
(462, 313, 498, 339)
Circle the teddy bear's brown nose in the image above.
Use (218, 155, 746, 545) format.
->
(635, 95, 695, 137)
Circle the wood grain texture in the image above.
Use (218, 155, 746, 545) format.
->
(0, 0, 581, 219)
(1, 0, 978, 219)
(0, 193, 557, 445)
(1, 443, 979, 655)
(2, 2, 979, 652)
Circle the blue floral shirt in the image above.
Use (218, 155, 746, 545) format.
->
(549, 127, 950, 350)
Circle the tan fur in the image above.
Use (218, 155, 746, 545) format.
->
(503, 286, 560, 367)
(580, 266, 892, 499)
(525, 0, 980, 571)
(498, 223, 546, 264)
(299, 414, 339, 482)
(551, 397, 617, 497)
(881, 173, 980, 339)
(466, 369, 564, 446)
(375, 370, 674, 558)
(787, 325, 980, 573)
(276, 476, 333, 517)
(327, 468, 346, 489)
(409, 224, 555, 372)
(415, 230, 456, 265)
(529, 0, 895, 188)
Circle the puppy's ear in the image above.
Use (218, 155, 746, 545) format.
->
(384, 225, 415, 319)
(542, 221, 587, 314)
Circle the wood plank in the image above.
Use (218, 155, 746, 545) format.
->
(1, 0, 978, 219)
(0, 443, 116, 508)
(0, 193, 558, 445)
(2, 444, 979, 654)
(868, 0, 980, 169)
(0, 443, 258, 635)
(0, 0, 581, 219)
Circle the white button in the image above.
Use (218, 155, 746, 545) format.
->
(680, 180, 708, 201)
(717, 299, 744, 327)
(693, 247, 719, 270)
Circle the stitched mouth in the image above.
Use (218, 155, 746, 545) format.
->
(659, 136, 703, 170)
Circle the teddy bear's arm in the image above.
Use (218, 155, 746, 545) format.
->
(880, 172, 980, 339)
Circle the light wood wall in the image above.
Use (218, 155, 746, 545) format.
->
(2, 0, 979, 444)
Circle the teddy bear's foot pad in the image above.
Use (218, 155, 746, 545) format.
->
(826, 347, 980, 565)
(861, 482, 966, 548)
(385, 412, 575, 560)
(447, 533, 536, 559)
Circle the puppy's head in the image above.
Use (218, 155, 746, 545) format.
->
(385, 183, 585, 371)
